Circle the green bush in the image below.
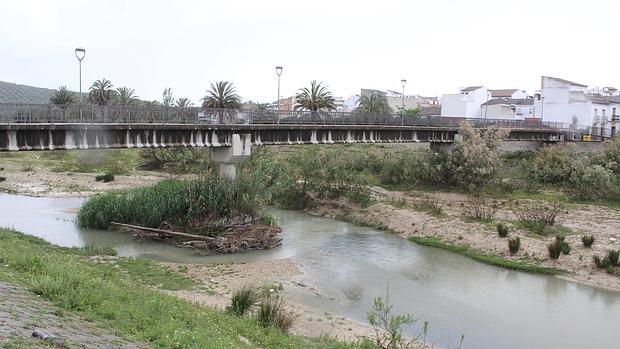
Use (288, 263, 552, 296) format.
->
(581, 235, 595, 248)
(95, 173, 115, 182)
(257, 295, 297, 332)
(228, 286, 258, 316)
(548, 236, 570, 259)
(569, 164, 615, 200)
(508, 237, 520, 254)
(497, 223, 509, 238)
(594, 250, 620, 274)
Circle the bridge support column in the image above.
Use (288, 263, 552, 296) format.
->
(210, 133, 252, 179)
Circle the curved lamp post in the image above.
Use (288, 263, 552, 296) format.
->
(74, 47, 86, 122)
(276, 66, 283, 124)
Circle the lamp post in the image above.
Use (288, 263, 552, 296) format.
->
(275, 66, 283, 124)
(74, 47, 86, 122)
(400, 79, 407, 126)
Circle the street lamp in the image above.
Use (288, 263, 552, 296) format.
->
(275, 66, 283, 124)
(74, 47, 86, 122)
(400, 79, 407, 110)
(400, 79, 407, 126)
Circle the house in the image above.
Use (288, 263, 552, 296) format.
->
(360, 88, 431, 112)
(481, 98, 534, 120)
(440, 86, 489, 118)
(534, 76, 620, 136)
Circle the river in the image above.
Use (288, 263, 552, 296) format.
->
(0, 193, 618, 349)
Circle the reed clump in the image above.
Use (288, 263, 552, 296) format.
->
(77, 174, 268, 231)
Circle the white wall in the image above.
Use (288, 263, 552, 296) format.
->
(441, 87, 488, 118)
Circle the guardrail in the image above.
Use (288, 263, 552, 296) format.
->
(0, 103, 612, 138)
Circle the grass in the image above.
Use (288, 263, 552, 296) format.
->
(228, 286, 259, 316)
(0, 229, 373, 349)
(408, 236, 562, 275)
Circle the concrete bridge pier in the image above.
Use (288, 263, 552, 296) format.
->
(210, 133, 252, 179)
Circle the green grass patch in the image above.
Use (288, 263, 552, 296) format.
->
(408, 235, 562, 275)
(0, 229, 372, 349)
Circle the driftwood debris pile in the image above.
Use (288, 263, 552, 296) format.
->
(111, 222, 282, 254)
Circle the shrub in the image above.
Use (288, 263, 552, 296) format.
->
(569, 164, 615, 200)
(257, 295, 297, 332)
(548, 240, 562, 259)
(530, 145, 578, 184)
(416, 195, 445, 216)
(463, 199, 497, 222)
(513, 202, 563, 235)
(442, 123, 508, 190)
(593, 251, 619, 274)
(227, 286, 258, 316)
(581, 235, 595, 248)
(548, 236, 570, 259)
(367, 286, 416, 349)
(95, 173, 115, 182)
(497, 223, 509, 238)
(0, 176, 5, 182)
(508, 237, 520, 254)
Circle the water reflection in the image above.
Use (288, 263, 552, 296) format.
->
(0, 193, 619, 348)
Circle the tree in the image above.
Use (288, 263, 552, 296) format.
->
(88, 79, 115, 105)
(162, 87, 174, 107)
(115, 87, 138, 106)
(255, 103, 272, 111)
(201, 81, 241, 109)
(356, 93, 392, 114)
(50, 86, 75, 105)
(175, 98, 193, 108)
(294, 80, 336, 111)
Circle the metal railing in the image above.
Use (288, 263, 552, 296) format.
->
(0, 103, 613, 137)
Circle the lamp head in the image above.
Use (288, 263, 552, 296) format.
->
(75, 47, 86, 61)
(401, 79, 407, 87)
(275, 66, 283, 76)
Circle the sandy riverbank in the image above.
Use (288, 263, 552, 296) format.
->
(162, 259, 377, 342)
(308, 188, 620, 291)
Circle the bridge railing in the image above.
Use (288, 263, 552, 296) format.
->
(0, 103, 612, 137)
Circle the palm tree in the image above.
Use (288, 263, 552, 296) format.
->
(175, 98, 193, 108)
(294, 80, 336, 112)
(50, 86, 75, 105)
(201, 81, 241, 109)
(355, 93, 393, 114)
(255, 103, 272, 111)
(162, 87, 174, 107)
(115, 87, 138, 106)
(88, 79, 115, 105)
(202, 81, 241, 123)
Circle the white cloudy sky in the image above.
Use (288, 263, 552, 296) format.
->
(0, 0, 617, 103)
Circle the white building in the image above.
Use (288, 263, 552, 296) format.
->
(440, 86, 489, 118)
(534, 76, 620, 135)
(360, 88, 432, 112)
(481, 98, 534, 120)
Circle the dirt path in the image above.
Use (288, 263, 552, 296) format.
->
(163, 259, 376, 343)
(309, 189, 620, 291)
(0, 282, 147, 349)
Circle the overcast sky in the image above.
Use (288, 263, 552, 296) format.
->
(1, 0, 617, 104)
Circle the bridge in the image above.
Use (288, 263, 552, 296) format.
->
(0, 103, 589, 177)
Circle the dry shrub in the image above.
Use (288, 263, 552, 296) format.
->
(512, 201, 563, 235)
(257, 295, 297, 332)
(462, 199, 497, 222)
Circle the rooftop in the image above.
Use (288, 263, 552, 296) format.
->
(490, 89, 519, 98)
(543, 76, 588, 88)
(481, 98, 534, 106)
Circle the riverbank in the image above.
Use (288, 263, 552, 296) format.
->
(0, 228, 375, 348)
(308, 189, 620, 291)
